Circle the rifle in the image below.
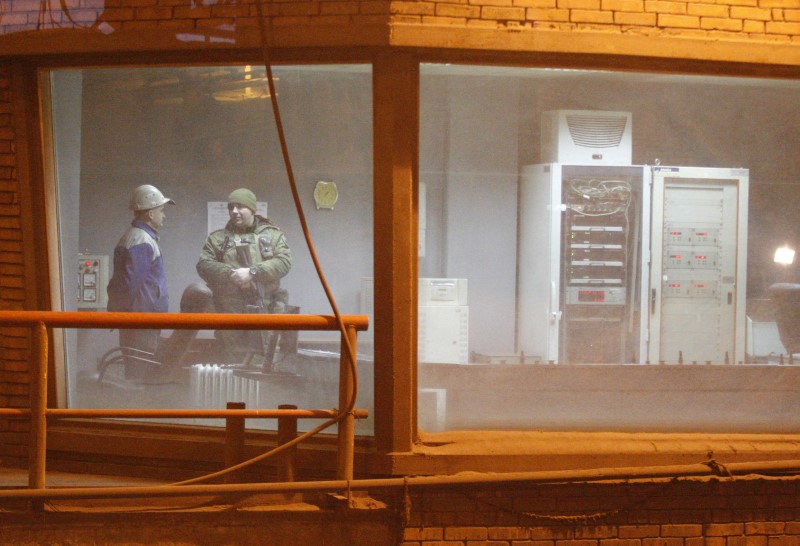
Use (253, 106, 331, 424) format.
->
(235, 243, 277, 369)
(235, 243, 264, 312)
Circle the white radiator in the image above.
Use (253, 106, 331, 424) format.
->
(190, 364, 261, 410)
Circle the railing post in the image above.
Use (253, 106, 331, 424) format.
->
(278, 403, 300, 502)
(29, 322, 48, 508)
(277, 404, 298, 483)
(336, 325, 358, 481)
(224, 401, 246, 484)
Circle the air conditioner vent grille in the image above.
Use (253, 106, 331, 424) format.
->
(566, 114, 629, 148)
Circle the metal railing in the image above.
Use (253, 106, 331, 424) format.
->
(0, 310, 369, 493)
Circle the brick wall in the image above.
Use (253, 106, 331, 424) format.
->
(394, 477, 800, 546)
(0, 0, 390, 38)
(0, 0, 798, 491)
(0, 0, 799, 42)
(0, 476, 796, 544)
(0, 64, 29, 464)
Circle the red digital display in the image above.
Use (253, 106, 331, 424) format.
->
(670, 231, 682, 235)
(578, 290, 605, 302)
(695, 255, 707, 260)
(668, 283, 681, 288)
(694, 284, 707, 289)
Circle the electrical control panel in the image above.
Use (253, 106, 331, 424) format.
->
(78, 254, 109, 309)
(517, 163, 650, 364)
(648, 166, 748, 365)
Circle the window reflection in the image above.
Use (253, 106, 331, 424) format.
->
(418, 64, 800, 433)
(49, 64, 374, 434)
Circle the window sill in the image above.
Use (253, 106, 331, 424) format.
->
(382, 430, 800, 476)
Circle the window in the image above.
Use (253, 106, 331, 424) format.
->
(418, 64, 800, 433)
(47, 64, 374, 434)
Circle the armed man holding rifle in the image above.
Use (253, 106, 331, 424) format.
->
(196, 188, 292, 366)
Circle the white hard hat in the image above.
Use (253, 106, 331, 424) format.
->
(129, 184, 175, 211)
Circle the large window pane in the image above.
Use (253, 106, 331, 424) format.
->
(418, 64, 800, 433)
(48, 64, 374, 434)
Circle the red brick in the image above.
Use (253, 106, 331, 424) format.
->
(661, 525, 702, 537)
(445, 527, 488, 540)
(705, 524, 745, 537)
(746, 523, 786, 535)
(642, 539, 683, 546)
(620, 526, 660, 539)
(488, 527, 530, 540)
(529, 527, 573, 540)
(766, 538, 800, 546)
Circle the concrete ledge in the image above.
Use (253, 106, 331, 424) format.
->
(386, 430, 800, 475)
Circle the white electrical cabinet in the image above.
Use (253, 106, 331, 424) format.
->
(361, 277, 469, 363)
(418, 278, 469, 364)
(648, 166, 749, 364)
(517, 163, 651, 363)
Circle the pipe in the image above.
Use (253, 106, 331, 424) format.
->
(0, 408, 369, 419)
(29, 322, 47, 493)
(336, 325, 358, 481)
(277, 404, 298, 484)
(0, 310, 368, 331)
(0, 459, 797, 501)
(224, 402, 246, 484)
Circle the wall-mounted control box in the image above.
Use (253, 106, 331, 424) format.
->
(78, 254, 109, 309)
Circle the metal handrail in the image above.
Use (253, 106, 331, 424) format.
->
(0, 310, 368, 492)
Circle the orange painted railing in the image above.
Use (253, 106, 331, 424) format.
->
(0, 310, 369, 492)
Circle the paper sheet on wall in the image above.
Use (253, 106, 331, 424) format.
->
(207, 201, 268, 234)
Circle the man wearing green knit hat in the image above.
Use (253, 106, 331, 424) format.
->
(196, 188, 292, 366)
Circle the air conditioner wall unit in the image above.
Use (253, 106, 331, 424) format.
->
(541, 110, 633, 165)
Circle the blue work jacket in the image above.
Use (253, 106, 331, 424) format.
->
(106, 220, 169, 313)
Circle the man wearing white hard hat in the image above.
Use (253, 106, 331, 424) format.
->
(106, 184, 175, 380)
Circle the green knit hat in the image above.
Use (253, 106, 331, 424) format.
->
(227, 188, 257, 213)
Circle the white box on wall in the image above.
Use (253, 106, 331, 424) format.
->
(418, 305, 469, 364)
(361, 277, 470, 362)
(541, 110, 633, 165)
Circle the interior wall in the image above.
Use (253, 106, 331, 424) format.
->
(441, 77, 521, 355)
(73, 67, 373, 324)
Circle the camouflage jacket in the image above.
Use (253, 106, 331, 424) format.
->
(196, 215, 292, 312)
